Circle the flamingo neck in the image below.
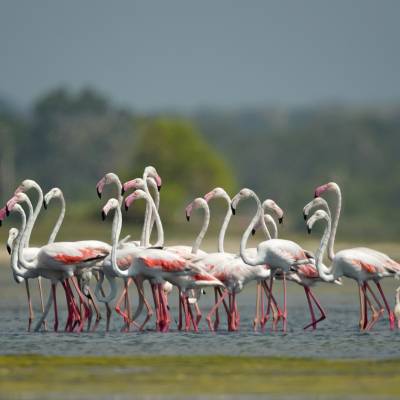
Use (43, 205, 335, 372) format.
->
(218, 193, 232, 253)
(48, 194, 66, 244)
(24, 182, 43, 248)
(146, 178, 160, 245)
(142, 173, 161, 246)
(327, 185, 341, 261)
(264, 214, 277, 239)
(315, 215, 336, 282)
(192, 202, 210, 254)
(240, 193, 265, 266)
(110, 205, 128, 278)
(16, 206, 37, 271)
(19, 197, 34, 250)
(11, 207, 30, 278)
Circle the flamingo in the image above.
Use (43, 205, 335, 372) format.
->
(231, 188, 314, 332)
(314, 182, 400, 330)
(203, 189, 283, 331)
(99, 192, 211, 332)
(307, 207, 400, 331)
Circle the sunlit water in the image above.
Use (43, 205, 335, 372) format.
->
(1, 263, 400, 359)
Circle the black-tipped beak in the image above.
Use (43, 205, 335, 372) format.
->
(314, 191, 318, 198)
(43, 200, 47, 210)
(201, 289, 206, 295)
(0, 220, 2, 227)
(6, 245, 11, 255)
(251, 228, 256, 236)
(121, 187, 125, 195)
(101, 211, 106, 221)
(186, 213, 190, 222)
(157, 185, 162, 192)
(307, 227, 312, 234)
(231, 205, 236, 215)
(279, 217, 283, 224)
(125, 203, 129, 212)
(97, 188, 102, 199)
(5, 205, 10, 217)
(303, 213, 307, 221)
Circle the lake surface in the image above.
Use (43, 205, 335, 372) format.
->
(1, 259, 400, 359)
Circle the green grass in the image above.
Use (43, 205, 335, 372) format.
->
(0, 355, 400, 398)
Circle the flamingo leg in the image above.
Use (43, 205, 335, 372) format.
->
(375, 281, 395, 330)
(33, 285, 54, 332)
(264, 274, 274, 329)
(158, 284, 170, 332)
(186, 298, 198, 332)
(206, 289, 228, 332)
(282, 272, 287, 332)
(359, 283, 368, 331)
(253, 282, 261, 331)
(94, 272, 111, 332)
(182, 293, 191, 331)
(261, 280, 281, 330)
(124, 278, 133, 331)
(86, 287, 101, 332)
(136, 282, 153, 331)
(214, 288, 220, 331)
(115, 286, 130, 326)
(37, 277, 47, 331)
(194, 301, 202, 326)
(303, 288, 327, 330)
(217, 287, 230, 327)
(25, 280, 34, 332)
(51, 283, 58, 332)
(151, 284, 161, 331)
(364, 283, 384, 331)
(71, 277, 91, 332)
(303, 287, 316, 330)
(178, 290, 183, 331)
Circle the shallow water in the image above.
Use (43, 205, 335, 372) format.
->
(1, 262, 400, 359)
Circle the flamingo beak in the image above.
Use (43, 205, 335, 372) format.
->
(251, 228, 256, 236)
(279, 217, 283, 224)
(231, 205, 236, 215)
(186, 212, 190, 222)
(101, 210, 106, 221)
(97, 187, 102, 199)
(307, 227, 312, 234)
(6, 244, 11, 255)
(303, 212, 307, 221)
(43, 200, 47, 210)
(121, 186, 125, 195)
(125, 203, 129, 212)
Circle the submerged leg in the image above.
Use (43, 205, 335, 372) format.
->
(375, 281, 395, 330)
(25, 279, 34, 332)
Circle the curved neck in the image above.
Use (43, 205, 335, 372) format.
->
(11, 208, 30, 277)
(142, 174, 162, 247)
(16, 208, 37, 271)
(192, 202, 210, 254)
(217, 193, 232, 253)
(315, 216, 336, 281)
(146, 179, 160, 245)
(327, 186, 341, 261)
(110, 206, 129, 278)
(264, 215, 277, 239)
(20, 198, 34, 249)
(24, 182, 43, 248)
(48, 195, 66, 244)
(239, 193, 265, 266)
(140, 201, 151, 246)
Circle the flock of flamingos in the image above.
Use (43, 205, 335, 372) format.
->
(1, 165, 400, 334)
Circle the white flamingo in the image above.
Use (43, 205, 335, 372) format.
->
(314, 182, 400, 330)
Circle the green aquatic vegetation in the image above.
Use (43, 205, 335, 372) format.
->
(0, 355, 400, 398)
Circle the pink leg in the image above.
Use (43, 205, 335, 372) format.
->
(178, 290, 183, 330)
(52, 283, 58, 332)
(151, 284, 161, 331)
(186, 298, 198, 332)
(375, 281, 395, 330)
(206, 289, 229, 332)
(158, 284, 170, 332)
(214, 288, 220, 330)
(71, 277, 91, 332)
(115, 287, 130, 325)
(303, 288, 326, 330)
(25, 280, 34, 332)
(303, 287, 316, 330)
(282, 273, 287, 332)
(261, 280, 282, 330)
(364, 283, 384, 331)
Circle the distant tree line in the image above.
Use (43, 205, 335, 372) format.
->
(1, 87, 399, 239)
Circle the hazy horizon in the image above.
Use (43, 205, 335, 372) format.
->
(1, 0, 400, 111)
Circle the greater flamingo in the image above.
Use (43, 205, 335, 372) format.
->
(231, 188, 314, 332)
(314, 182, 400, 330)
(307, 208, 400, 331)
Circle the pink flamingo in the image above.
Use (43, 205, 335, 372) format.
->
(231, 188, 314, 332)
(313, 182, 400, 330)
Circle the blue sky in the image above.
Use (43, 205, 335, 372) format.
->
(1, 0, 399, 110)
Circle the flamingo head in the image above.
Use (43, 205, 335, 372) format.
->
(185, 197, 207, 222)
(143, 166, 162, 191)
(96, 173, 119, 199)
(6, 193, 30, 216)
(306, 209, 329, 234)
(124, 189, 148, 211)
(204, 187, 229, 203)
(14, 179, 37, 195)
(121, 178, 144, 195)
(101, 198, 119, 220)
(6, 227, 18, 254)
(0, 207, 6, 227)
(231, 188, 254, 215)
(43, 187, 63, 210)
(303, 197, 328, 220)
(314, 182, 338, 198)
(262, 199, 284, 224)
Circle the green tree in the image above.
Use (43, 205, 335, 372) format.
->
(131, 118, 237, 221)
